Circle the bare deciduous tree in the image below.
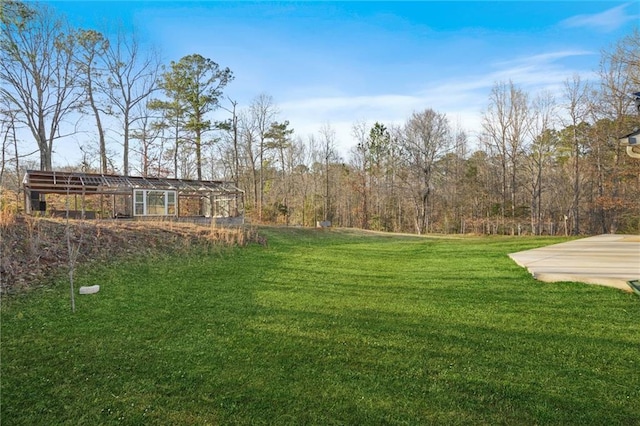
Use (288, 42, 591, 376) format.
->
(350, 120, 370, 228)
(103, 28, 160, 176)
(561, 74, 591, 235)
(1, 1, 83, 171)
(249, 93, 278, 222)
(589, 29, 640, 233)
(318, 124, 338, 223)
(527, 91, 557, 235)
(400, 109, 452, 234)
(129, 101, 165, 177)
(75, 29, 109, 173)
(481, 81, 531, 229)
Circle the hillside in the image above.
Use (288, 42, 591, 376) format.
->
(0, 215, 259, 294)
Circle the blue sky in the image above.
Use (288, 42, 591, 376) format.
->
(38, 1, 639, 165)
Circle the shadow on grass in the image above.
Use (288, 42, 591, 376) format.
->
(2, 229, 638, 424)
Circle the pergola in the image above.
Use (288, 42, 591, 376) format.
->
(23, 170, 244, 223)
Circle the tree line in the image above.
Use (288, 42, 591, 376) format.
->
(1, 1, 639, 234)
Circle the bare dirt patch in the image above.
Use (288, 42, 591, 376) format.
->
(0, 216, 262, 294)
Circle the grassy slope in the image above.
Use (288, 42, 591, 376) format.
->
(2, 227, 639, 425)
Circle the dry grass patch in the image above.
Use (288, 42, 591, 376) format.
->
(0, 216, 262, 294)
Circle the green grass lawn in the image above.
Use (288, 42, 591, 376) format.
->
(2, 227, 639, 425)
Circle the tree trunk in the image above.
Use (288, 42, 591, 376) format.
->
(87, 84, 107, 173)
(123, 117, 130, 176)
(196, 130, 203, 181)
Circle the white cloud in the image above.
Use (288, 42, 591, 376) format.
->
(279, 95, 418, 157)
(279, 88, 488, 157)
(276, 48, 601, 157)
(560, 3, 638, 32)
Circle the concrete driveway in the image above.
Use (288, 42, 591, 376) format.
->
(509, 234, 640, 292)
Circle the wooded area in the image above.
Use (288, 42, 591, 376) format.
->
(1, 1, 639, 234)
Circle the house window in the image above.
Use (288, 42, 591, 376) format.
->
(133, 189, 177, 216)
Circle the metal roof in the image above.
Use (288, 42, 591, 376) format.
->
(23, 170, 244, 196)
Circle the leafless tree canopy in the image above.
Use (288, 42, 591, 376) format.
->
(1, 2, 639, 234)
